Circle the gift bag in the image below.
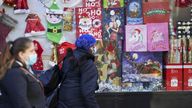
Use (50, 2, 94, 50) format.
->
(75, 7, 102, 39)
(125, 25, 147, 52)
(126, 0, 143, 25)
(147, 22, 169, 51)
(143, 1, 170, 23)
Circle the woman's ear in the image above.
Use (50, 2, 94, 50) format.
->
(18, 51, 25, 61)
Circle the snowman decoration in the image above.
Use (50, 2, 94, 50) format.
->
(46, 0, 63, 44)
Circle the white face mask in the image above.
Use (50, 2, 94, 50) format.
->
(26, 53, 37, 66)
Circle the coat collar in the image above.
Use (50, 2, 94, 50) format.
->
(12, 60, 28, 70)
(75, 48, 95, 61)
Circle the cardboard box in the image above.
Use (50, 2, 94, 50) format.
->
(183, 65, 192, 91)
(165, 65, 183, 91)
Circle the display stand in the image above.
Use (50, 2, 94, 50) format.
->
(96, 91, 192, 108)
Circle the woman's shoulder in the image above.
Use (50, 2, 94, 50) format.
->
(74, 49, 95, 62)
(5, 68, 26, 79)
(0, 68, 27, 86)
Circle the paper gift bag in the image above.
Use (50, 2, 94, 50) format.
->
(125, 25, 147, 52)
(147, 23, 169, 51)
(143, 2, 170, 23)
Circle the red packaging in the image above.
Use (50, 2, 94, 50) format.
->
(57, 42, 76, 69)
(165, 65, 183, 91)
(183, 65, 192, 91)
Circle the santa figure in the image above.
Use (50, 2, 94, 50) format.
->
(130, 29, 143, 43)
(14, 0, 30, 14)
(24, 13, 46, 37)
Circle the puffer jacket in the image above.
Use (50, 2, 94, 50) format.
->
(57, 48, 100, 108)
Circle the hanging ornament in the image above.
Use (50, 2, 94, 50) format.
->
(32, 40, 44, 71)
(24, 13, 46, 37)
(175, 0, 192, 8)
(14, 0, 30, 14)
(0, 11, 18, 52)
(46, 0, 63, 44)
(3, 0, 16, 7)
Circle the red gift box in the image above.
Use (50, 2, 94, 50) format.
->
(165, 65, 183, 91)
(183, 65, 192, 91)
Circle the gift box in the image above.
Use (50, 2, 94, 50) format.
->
(183, 65, 192, 91)
(165, 65, 183, 91)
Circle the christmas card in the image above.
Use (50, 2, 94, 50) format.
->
(122, 52, 163, 83)
(83, 0, 101, 8)
(102, 8, 125, 41)
(76, 7, 102, 39)
(103, 0, 124, 8)
(126, 0, 143, 24)
(147, 23, 169, 51)
(143, 2, 170, 23)
(125, 25, 147, 52)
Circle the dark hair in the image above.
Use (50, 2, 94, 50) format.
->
(0, 37, 32, 79)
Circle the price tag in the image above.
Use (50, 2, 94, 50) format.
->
(188, 78, 192, 87)
(171, 78, 178, 87)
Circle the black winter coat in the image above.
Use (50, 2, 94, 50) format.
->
(58, 48, 100, 108)
(0, 61, 46, 108)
